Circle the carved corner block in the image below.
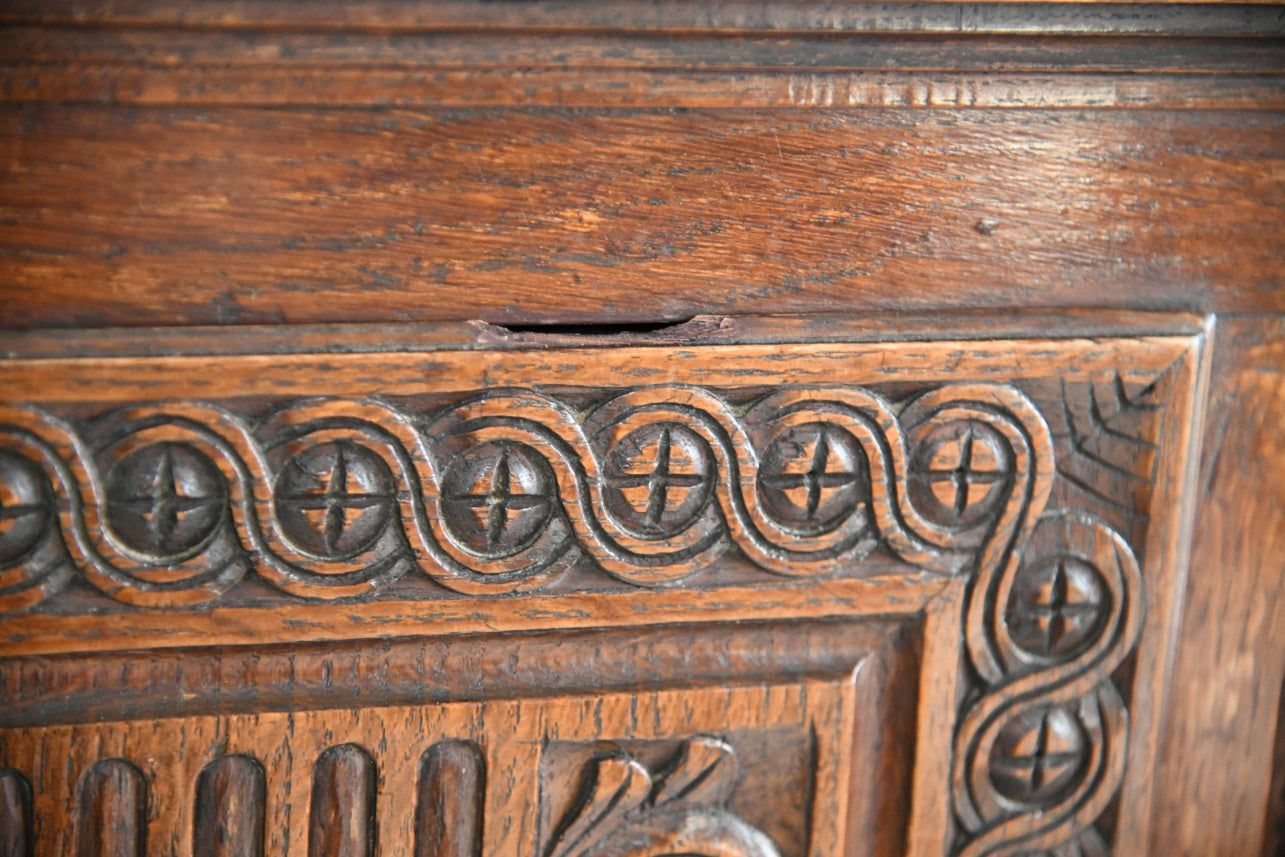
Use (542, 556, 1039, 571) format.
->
(0, 318, 1208, 856)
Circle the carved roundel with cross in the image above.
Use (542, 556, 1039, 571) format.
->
(909, 419, 1012, 530)
(601, 423, 716, 539)
(988, 706, 1089, 808)
(273, 440, 397, 561)
(440, 440, 557, 559)
(105, 442, 228, 561)
(1006, 554, 1110, 660)
(756, 422, 868, 537)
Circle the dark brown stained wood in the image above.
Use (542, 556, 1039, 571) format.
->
(1266, 676, 1285, 857)
(530, 680, 863, 857)
(6, 2, 1284, 36)
(845, 624, 920, 857)
(0, 618, 908, 727)
(193, 755, 267, 857)
(10, 68, 1284, 111)
(0, 572, 944, 660)
(415, 741, 484, 857)
(0, 321, 1202, 853)
(0, 768, 31, 857)
(0, 331, 1191, 660)
(6, 29, 1283, 73)
(309, 745, 377, 857)
(0, 108, 1282, 331)
(75, 760, 147, 857)
(0, 317, 1209, 855)
(0, 1, 1280, 852)
(540, 735, 790, 857)
(1149, 316, 1285, 857)
(0, 630, 912, 855)
(5, 25, 1281, 110)
(0, 337, 1193, 404)
(0, 311, 1208, 360)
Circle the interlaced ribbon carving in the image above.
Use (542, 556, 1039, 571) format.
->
(0, 383, 1045, 606)
(0, 381, 1145, 854)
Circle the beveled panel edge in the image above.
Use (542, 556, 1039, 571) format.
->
(0, 614, 915, 727)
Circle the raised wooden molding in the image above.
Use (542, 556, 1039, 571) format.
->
(5, 2, 1281, 110)
(6, 2, 1283, 35)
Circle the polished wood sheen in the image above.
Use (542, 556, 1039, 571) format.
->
(0, 4, 1282, 857)
(0, 322, 1207, 855)
(192, 756, 266, 857)
(416, 742, 484, 857)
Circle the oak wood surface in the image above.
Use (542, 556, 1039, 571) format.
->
(0, 330, 1192, 659)
(3, 107, 1282, 330)
(3, 655, 884, 856)
(1150, 316, 1285, 857)
(0, 4, 1282, 331)
(1, 3, 1283, 855)
(0, 319, 1205, 856)
(7, 2, 1284, 33)
(0, 618, 910, 727)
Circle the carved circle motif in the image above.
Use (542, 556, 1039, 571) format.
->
(440, 440, 556, 558)
(105, 442, 227, 560)
(0, 448, 52, 568)
(0, 383, 1051, 611)
(909, 419, 1011, 529)
(756, 422, 867, 537)
(273, 440, 396, 560)
(988, 706, 1088, 807)
(602, 423, 714, 539)
(1006, 554, 1109, 660)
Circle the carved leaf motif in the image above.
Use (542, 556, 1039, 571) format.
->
(549, 755, 651, 857)
(650, 736, 739, 809)
(548, 738, 778, 857)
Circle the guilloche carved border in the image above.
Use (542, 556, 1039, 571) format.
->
(0, 383, 1046, 608)
(0, 326, 1204, 857)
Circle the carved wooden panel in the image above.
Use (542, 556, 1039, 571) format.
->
(0, 319, 1206, 857)
(0, 621, 899, 856)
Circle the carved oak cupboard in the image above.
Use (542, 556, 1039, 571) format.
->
(0, 4, 1282, 857)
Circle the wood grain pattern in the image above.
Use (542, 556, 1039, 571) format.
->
(193, 756, 266, 857)
(415, 742, 483, 857)
(309, 746, 376, 857)
(16, 67, 1285, 111)
(0, 768, 32, 857)
(0, 379, 1045, 601)
(0, 618, 906, 727)
(75, 761, 147, 857)
(543, 736, 781, 857)
(0, 332, 1191, 660)
(0, 571, 945, 659)
(7, 2, 1283, 35)
(8, 29, 1283, 73)
(0, 338, 1192, 402)
(2, 3, 1281, 853)
(1149, 317, 1285, 857)
(1266, 676, 1285, 857)
(0, 319, 1207, 857)
(0, 664, 881, 856)
(1, 108, 1281, 331)
(6, 25, 1281, 110)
